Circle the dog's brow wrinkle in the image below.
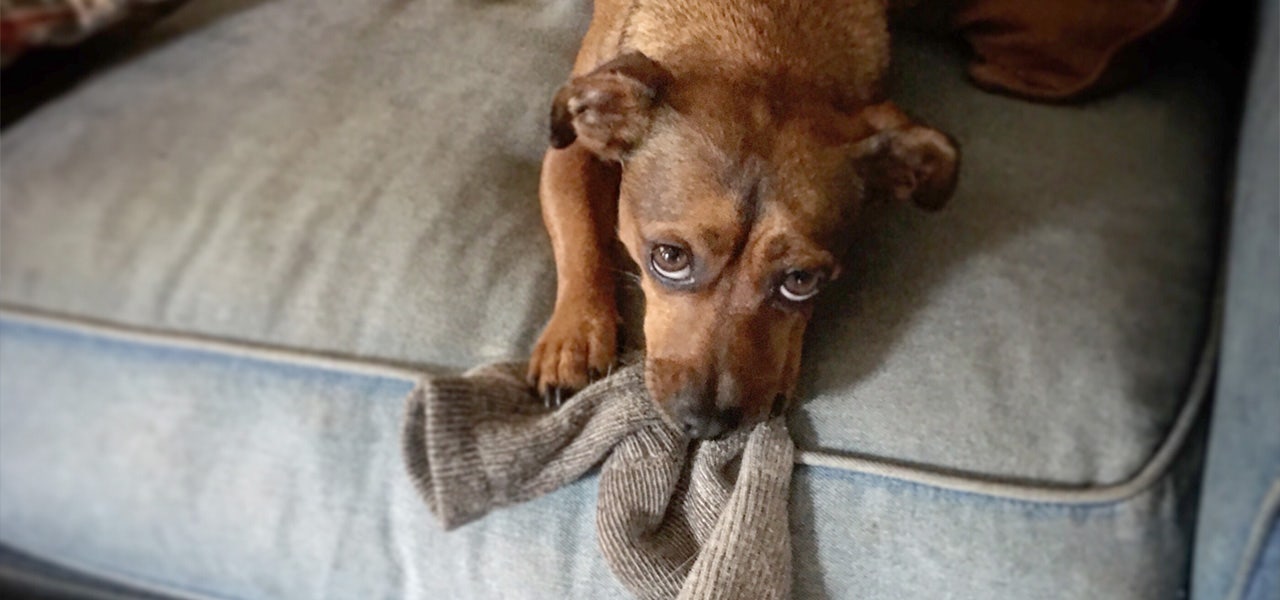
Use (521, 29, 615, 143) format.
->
(698, 227, 730, 253)
(726, 151, 765, 226)
(762, 235, 791, 262)
(725, 170, 763, 265)
(737, 177, 761, 230)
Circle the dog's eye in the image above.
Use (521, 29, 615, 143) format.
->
(779, 270, 821, 302)
(650, 244, 693, 281)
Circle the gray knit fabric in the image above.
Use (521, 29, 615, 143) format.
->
(402, 363, 794, 599)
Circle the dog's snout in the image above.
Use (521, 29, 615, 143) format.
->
(669, 383, 743, 440)
(677, 405, 742, 440)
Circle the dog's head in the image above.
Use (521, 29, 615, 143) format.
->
(551, 52, 958, 438)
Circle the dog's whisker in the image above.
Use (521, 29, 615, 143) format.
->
(609, 267, 642, 284)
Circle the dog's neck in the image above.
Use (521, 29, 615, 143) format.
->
(614, 0, 891, 109)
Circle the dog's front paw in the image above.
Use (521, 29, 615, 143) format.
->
(527, 304, 618, 406)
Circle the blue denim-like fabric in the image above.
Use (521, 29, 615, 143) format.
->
(1242, 520, 1279, 600)
(0, 320, 1203, 599)
(1191, 1, 1280, 599)
(0, 321, 627, 599)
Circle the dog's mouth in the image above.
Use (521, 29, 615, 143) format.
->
(646, 373, 789, 440)
(770, 393, 789, 417)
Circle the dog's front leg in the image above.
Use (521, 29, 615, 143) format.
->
(527, 144, 620, 401)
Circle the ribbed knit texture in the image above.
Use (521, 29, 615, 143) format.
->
(402, 362, 793, 599)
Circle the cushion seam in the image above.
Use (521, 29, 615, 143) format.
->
(0, 544, 227, 600)
(0, 300, 1217, 505)
(1226, 478, 1280, 600)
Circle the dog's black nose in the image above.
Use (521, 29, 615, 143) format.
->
(665, 377, 746, 439)
(676, 405, 742, 440)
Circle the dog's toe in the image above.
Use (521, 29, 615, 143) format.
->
(527, 305, 619, 407)
(556, 342, 590, 391)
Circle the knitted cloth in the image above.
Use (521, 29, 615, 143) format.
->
(402, 362, 793, 599)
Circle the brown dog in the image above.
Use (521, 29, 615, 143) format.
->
(528, 0, 958, 439)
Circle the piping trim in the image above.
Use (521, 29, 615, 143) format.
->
(0, 301, 1217, 505)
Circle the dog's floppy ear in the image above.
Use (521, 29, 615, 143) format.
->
(549, 51, 673, 161)
(851, 104, 959, 211)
